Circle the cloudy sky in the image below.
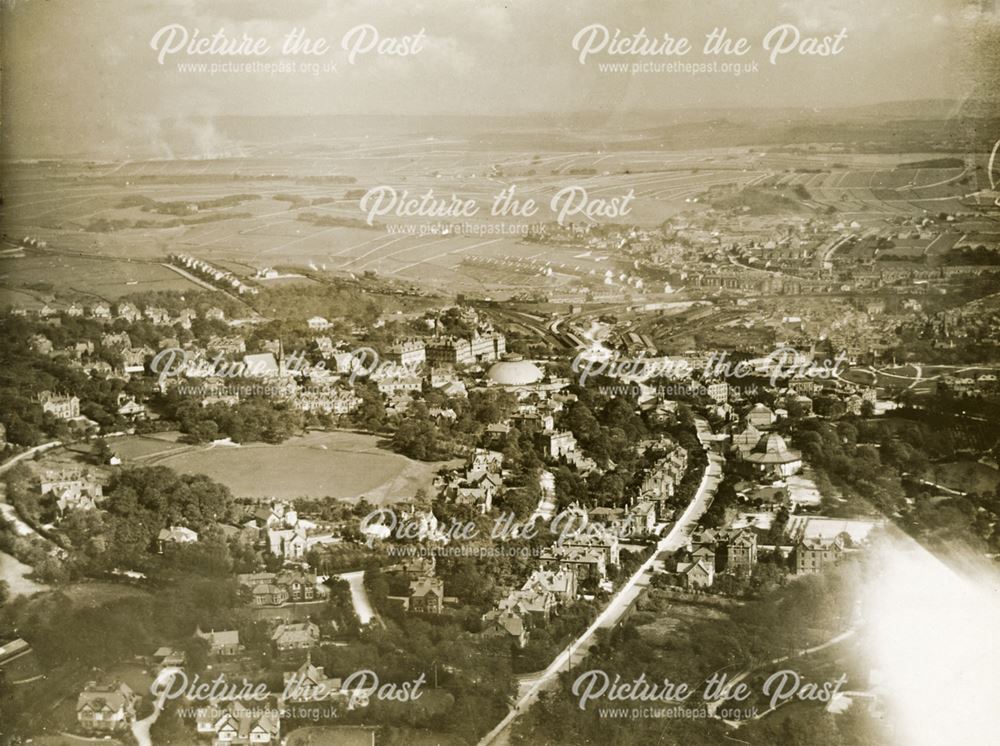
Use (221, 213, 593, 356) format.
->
(1, 0, 997, 156)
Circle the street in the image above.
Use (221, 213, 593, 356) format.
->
(479, 417, 724, 745)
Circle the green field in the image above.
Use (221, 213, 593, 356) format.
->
(1, 252, 204, 307)
(119, 430, 453, 502)
(923, 460, 1000, 495)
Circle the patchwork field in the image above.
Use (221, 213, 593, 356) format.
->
(2, 138, 993, 301)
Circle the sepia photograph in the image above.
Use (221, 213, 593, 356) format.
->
(1, 1, 999, 744)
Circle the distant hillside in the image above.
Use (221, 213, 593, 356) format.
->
(6, 100, 997, 159)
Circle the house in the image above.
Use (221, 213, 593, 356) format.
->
(195, 628, 241, 657)
(219, 522, 260, 546)
(29, 334, 53, 355)
(795, 536, 846, 574)
(725, 529, 758, 575)
(408, 576, 445, 614)
(101, 331, 132, 350)
(747, 403, 777, 429)
(628, 500, 657, 535)
(731, 423, 762, 457)
(152, 646, 186, 670)
(282, 657, 342, 702)
(436, 379, 466, 398)
(307, 316, 331, 331)
(294, 387, 362, 415)
(242, 352, 281, 378)
(391, 555, 436, 580)
(425, 336, 474, 365)
(268, 526, 308, 560)
(540, 545, 607, 582)
(116, 302, 141, 322)
(470, 448, 504, 474)
(120, 347, 150, 373)
(237, 570, 323, 607)
(376, 374, 422, 395)
(76, 680, 138, 732)
(71, 340, 95, 358)
(706, 381, 729, 403)
(117, 393, 148, 420)
(521, 568, 577, 604)
(428, 407, 457, 423)
(639, 446, 688, 502)
(254, 501, 298, 529)
(498, 587, 556, 623)
(207, 701, 280, 745)
(42, 471, 104, 514)
(91, 302, 112, 320)
(430, 367, 460, 388)
(511, 408, 554, 433)
(560, 528, 621, 566)
(691, 544, 717, 568)
(469, 327, 506, 362)
(676, 559, 715, 589)
(144, 306, 171, 325)
(455, 471, 502, 513)
(544, 430, 577, 459)
(272, 621, 320, 652)
(176, 309, 197, 329)
(386, 338, 426, 367)
(37, 390, 80, 419)
(157, 525, 199, 553)
(482, 609, 528, 647)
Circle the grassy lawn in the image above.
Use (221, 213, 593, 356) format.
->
(285, 726, 378, 746)
(633, 589, 737, 643)
(142, 430, 452, 502)
(923, 460, 1000, 494)
(32, 737, 125, 746)
(25, 581, 150, 612)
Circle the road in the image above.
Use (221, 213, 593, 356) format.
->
(131, 668, 178, 746)
(0, 550, 48, 598)
(339, 570, 376, 625)
(0, 440, 62, 475)
(705, 626, 858, 721)
(478, 417, 723, 746)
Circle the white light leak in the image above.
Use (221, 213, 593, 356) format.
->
(864, 535, 1000, 746)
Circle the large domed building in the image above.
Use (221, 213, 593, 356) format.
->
(745, 433, 802, 478)
(487, 358, 544, 387)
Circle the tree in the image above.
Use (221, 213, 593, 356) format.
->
(392, 418, 439, 460)
(93, 437, 113, 464)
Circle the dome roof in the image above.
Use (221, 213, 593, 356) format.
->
(488, 359, 544, 386)
(747, 433, 801, 464)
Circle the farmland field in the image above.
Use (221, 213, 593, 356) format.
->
(115, 429, 455, 502)
(0, 253, 205, 307)
(1, 139, 992, 300)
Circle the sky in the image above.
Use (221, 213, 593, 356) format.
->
(1, 0, 997, 156)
